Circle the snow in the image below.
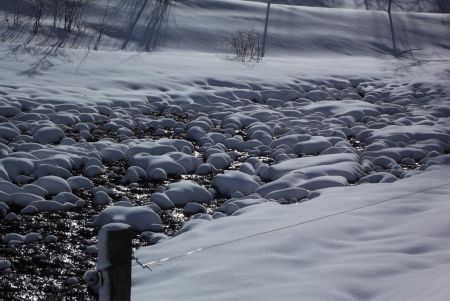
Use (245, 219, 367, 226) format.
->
(2, 232, 42, 245)
(0, 0, 449, 298)
(44, 235, 58, 244)
(359, 172, 398, 184)
(19, 205, 38, 215)
(32, 176, 72, 196)
(0, 158, 34, 181)
(33, 126, 66, 145)
(141, 232, 169, 245)
(67, 176, 95, 191)
(264, 187, 309, 201)
(93, 206, 162, 232)
(100, 148, 126, 162)
(0, 202, 9, 213)
(29, 200, 76, 212)
(4, 212, 17, 221)
(93, 191, 112, 206)
(291, 136, 333, 155)
(183, 203, 207, 216)
(132, 167, 450, 301)
(206, 152, 233, 170)
(149, 193, 174, 210)
(212, 171, 262, 197)
(52, 192, 83, 205)
(0, 260, 11, 271)
(221, 197, 269, 215)
(261, 153, 359, 181)
(129, 153, 201, 177)
(161, 181, 213, 207)
(147, 168, 167, 181)
(195, 163, 218, 176)
(126, 143, 177, 158)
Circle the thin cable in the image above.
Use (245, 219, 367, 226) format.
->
(133, 181, 450, 269)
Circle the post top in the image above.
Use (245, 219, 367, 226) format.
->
(100, 223, 132, 233)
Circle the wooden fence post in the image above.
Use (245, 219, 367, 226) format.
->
(98, 223, 132, 301)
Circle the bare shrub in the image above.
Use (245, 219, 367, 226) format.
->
(3, 5, 25, 30)
(224, 28, 262, 63)
(435, 0, 450, 13)
(32, 0, 45, 33)
(50, 0, 61, 30)
(62, 0, 89, 32)
(3, 10, 11, 29)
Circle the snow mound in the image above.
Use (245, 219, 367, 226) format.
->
(292, 136, 333, 155)
(33, 127, 66, 144)
(302, 100, 380, 121)
(212, 171, 261, 197)
(32, 176, 71, 196)
(261, 153, 359, 181)
(0, 158, 34, 181)
(153, 181, 213, 207)
(265, 187, 309, 201)
(94, 206, 162, 232)
(129, 152, 201, 177)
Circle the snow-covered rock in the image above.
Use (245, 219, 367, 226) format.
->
(359, 172, 398, 184)
(0, 259, 11, 271)
(184, 202, 207, 215)
(67, 176, 95, 190)
(93, 191, 111, 206)
(160, 181, 213, 207)
(261, 153, 359, 181)
(265, 187, 309, 201)
(100, 148, 126, 162)
(94, 206, 162, 232)
(206, 152, 232, 170)
(33, 126, 66, 144)
(32, 176, 71, 195)
(212, 171, 261, 197)
(292, 136, 333, 155)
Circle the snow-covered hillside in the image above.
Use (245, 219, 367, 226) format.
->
(0, 0, 449, 300)
(248, 0, 450, 12)
(1, 0, 450, 55)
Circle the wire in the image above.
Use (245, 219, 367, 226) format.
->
(133, 181, 450, 270)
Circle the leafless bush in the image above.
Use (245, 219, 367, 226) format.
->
(32, 0, 44, 33)
(224, 28, 262, 62)
(436, 0, 450, 24)
(50, 0, 61, 30)
(3, 5, 26, 30)
(62, 0, 89, 32)
(434, 0, 450, 13)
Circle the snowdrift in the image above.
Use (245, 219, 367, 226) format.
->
(132, 167, 450, 300)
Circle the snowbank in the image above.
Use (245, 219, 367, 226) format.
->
(132, 167, 450, 300)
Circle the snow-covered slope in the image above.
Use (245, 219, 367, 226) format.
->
(133, 167, 450, 300)
(247, 0, 450, 13)
(1, 0, 449, 56)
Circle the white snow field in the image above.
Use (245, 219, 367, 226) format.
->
(132, 167, 450, 301)
(1, 0, 450, 299)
